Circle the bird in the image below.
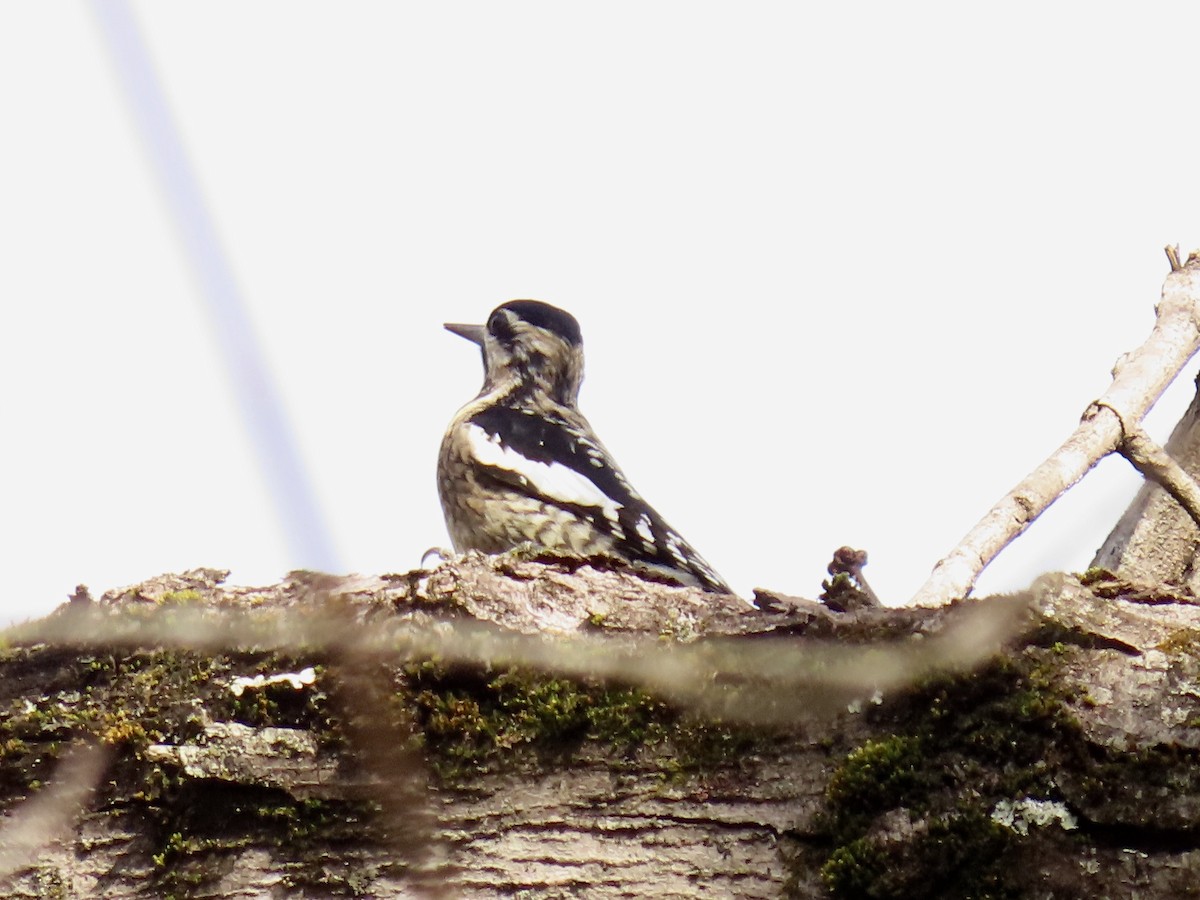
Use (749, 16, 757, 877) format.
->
(437, 299, 733, 593)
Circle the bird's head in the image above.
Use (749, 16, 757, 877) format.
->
(445, 300, 585, 405)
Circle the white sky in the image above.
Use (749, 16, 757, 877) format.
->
(5, 3, 1200, 625)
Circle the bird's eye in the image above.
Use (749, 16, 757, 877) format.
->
(488, 310, 514, 342)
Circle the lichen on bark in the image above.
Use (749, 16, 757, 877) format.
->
(3, 561, 1200, 898)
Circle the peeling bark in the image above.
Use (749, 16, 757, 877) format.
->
(2, 562, 1200, 897)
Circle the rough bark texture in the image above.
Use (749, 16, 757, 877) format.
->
(1094, 374, 1200, 590)
(3, 559, 1200, 898)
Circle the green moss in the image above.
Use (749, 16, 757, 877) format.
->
(411, 670, 591, 772)
(145, 777, 373, 897)
(821, 835, 888, 897)
(819, 571, 875, 611)
(405, 662, 765, 782)
(1076, 567, 1116, 585)
(1, 736, 29, 758)
(825, 735, 926, 838)
(822, 811, 1015, 900)
(0, 634, 772, 894)
(279, 859, 379, 896)
(815, 652, 1079, 898)
(1063, 740, 1200, 828)
(1157, 627, 1200, 656)
(158, 589, 204, 605)
(30, 867, 68, 900)
(0, 651, 225, 754)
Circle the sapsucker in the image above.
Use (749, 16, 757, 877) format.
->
(437, 299, 732, 593)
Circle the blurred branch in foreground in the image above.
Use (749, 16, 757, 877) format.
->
(0, 557, 1025, 896)
(0, 742, 111, 879)
(3, 560, 1200, 897)
(6, 563, 1030, 726)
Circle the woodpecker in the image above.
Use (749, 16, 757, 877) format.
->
(437, 299, 733, 593)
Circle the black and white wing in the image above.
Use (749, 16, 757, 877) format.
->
(464, 405, 731, 593)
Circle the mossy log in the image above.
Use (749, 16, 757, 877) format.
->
(3, 558, 1200, 898)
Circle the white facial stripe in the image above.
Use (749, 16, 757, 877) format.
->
(466, 423, 623, 519)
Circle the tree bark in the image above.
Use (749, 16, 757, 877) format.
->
(3, 560, 1200, 898)
(912, 256, 1200, 606)
(1093, 373, 1200, 589)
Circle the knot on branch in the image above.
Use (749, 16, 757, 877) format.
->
(1095, 398, 1200, 533)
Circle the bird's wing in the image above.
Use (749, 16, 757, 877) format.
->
(465, 406, 731, 592)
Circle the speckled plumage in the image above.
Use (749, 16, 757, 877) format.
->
(437, 300, 732, 593)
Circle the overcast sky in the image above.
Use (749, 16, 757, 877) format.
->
(5, 3, 1200, 624)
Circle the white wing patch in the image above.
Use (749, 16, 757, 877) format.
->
(585, 445, 605, 469)
(664, 532, 691, 568)
(466, 423, 623, 522)
(635, 513, 656, 551)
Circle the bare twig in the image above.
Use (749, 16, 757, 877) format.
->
(1167, 244, 1183, 272)
(1114, 418, 1200, 531)
(911, 256, 1200, 607)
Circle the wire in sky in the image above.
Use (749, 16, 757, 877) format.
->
(88, 0, 342, 573)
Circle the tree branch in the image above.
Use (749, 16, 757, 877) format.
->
(911, 254, 1200, 607)
(6, 565, 1200, 897)
(1167, 243, 1183, 272)
(1115, 417, 1200, 532)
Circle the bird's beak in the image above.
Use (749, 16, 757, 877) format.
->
(444, 322, 486, 346)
